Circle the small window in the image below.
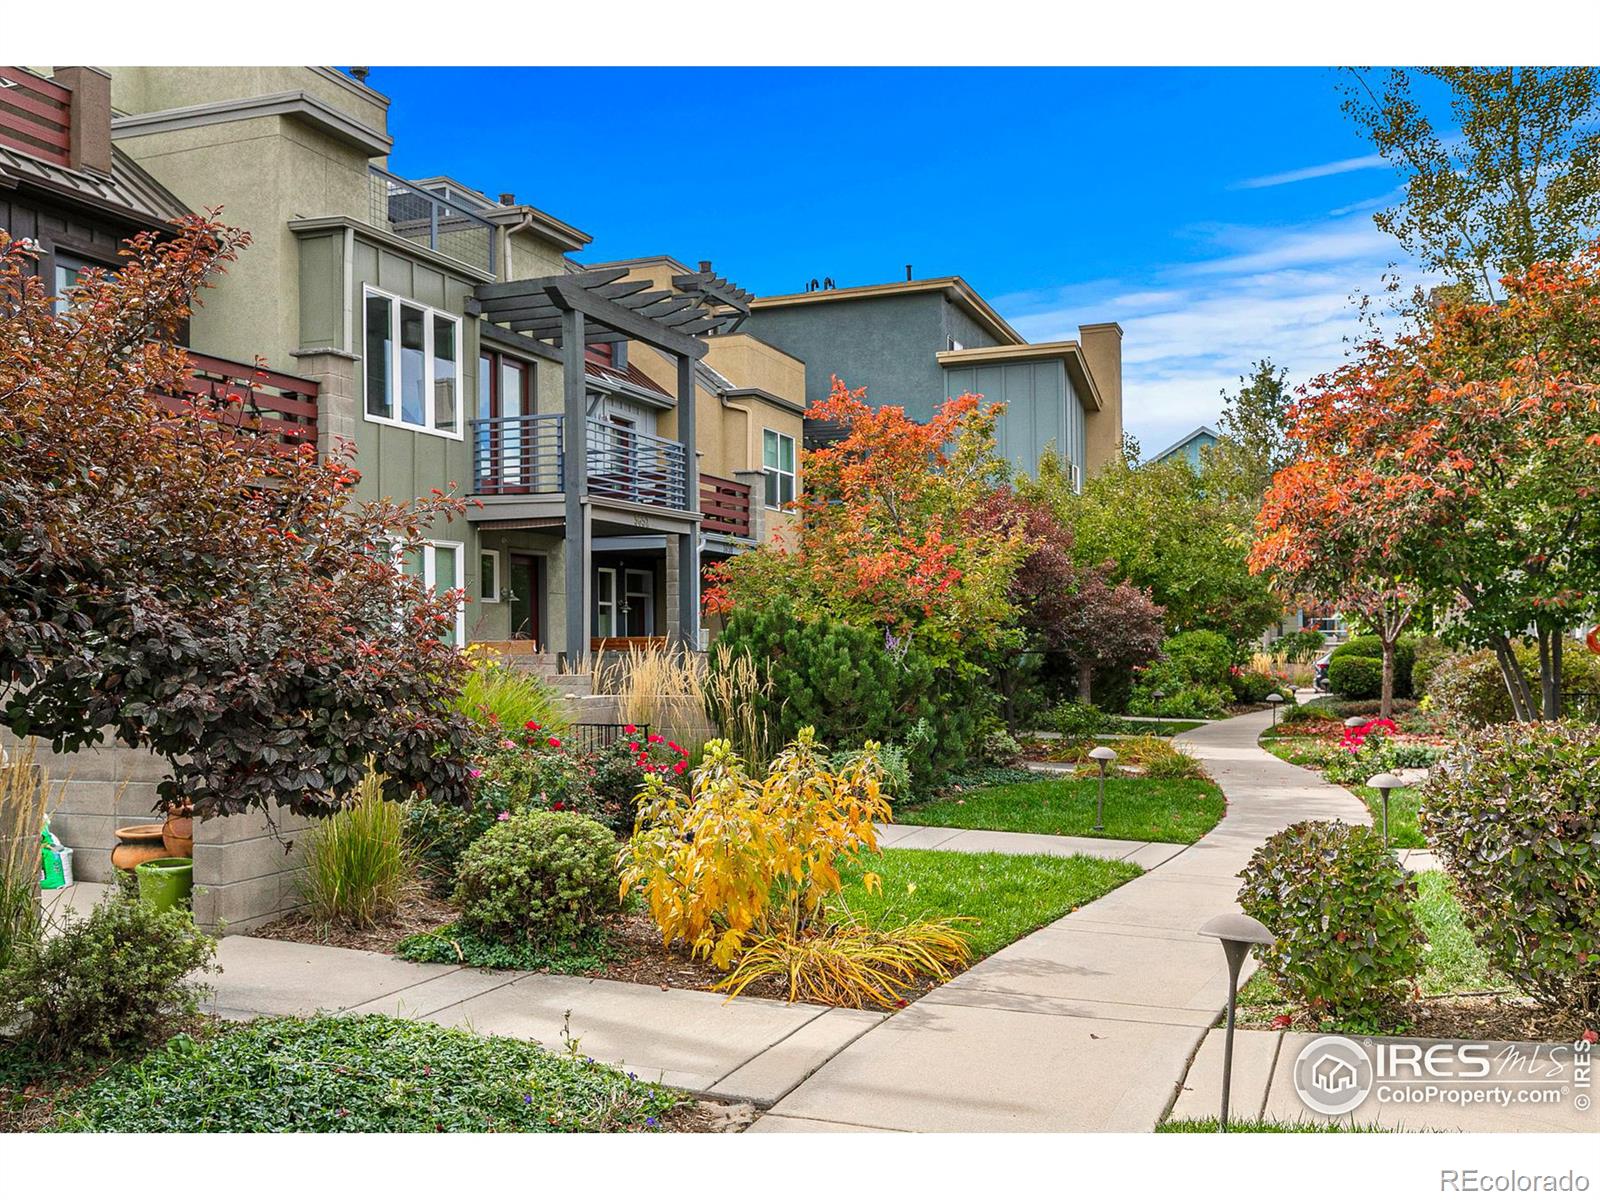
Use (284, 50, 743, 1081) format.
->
(763, 429, 796, 510)
(52, 252, 101, 315)
(479, 549, 500, 603)
(948, 337, 965, 352)
(362, 287, 462, 437)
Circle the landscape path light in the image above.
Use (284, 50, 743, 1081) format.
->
(1367, 771, 1404, 850)
(1197, 912, 1276, 1132)
(1151, 689, 1166, 728)
(1265, 691, 1284, 731)
(1087, 745, 1117, 832)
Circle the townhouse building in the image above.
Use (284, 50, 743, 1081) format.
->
(741, 275, 1124, 488)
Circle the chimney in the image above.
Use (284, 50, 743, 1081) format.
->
(350, 66, 371, 83)
(905, 264, 913, 281)
(499, 192, 516, 206)
(52, 66, 112, 176)
(1078, 323, 1124, 480)
(698, 259, 712, 273)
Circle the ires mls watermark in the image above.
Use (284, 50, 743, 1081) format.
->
(1291, 1034, 1593, 1116)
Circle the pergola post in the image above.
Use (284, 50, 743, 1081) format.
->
(676, 353, 700, 649)
(562, 306, 588, 667)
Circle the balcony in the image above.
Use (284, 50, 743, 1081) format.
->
(468, 414, 689, 514)
(154, 351, 319, 451)
(368, 166, 496, 275)
(699, 474, 753, 540)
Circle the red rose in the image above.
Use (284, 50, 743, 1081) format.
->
(525, 720, 541, 731)
(623, 724, 637, 735)
(547, 735, 562, 748)
(647, 733, 663, 745)
(668, 741, 682, 754)
(628, 741, 640, 752)
(672, 761, 686, 775)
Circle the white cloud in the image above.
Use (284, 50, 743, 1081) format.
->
(1233, 152, 1391, 189)
(995, 213, 1421, 456)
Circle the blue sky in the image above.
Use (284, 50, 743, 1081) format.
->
(375, 66, 1419, 454)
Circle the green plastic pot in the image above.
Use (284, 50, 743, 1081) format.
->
(135, 856, 194, 912)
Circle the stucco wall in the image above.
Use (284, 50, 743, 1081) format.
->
(108, 66, 389, 136)
(944, 358, 1084, 480)
(742, 291, 950, 416)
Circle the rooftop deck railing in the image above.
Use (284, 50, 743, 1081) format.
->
(468, 414, 691, 514)
(153, 351, 319, 450)
(470, 413, 565, 495)
(586, 419, 688, 511)
(0, 67, 71, 167)
(368, 166, 496, 275)
(699, 474, 752, 539)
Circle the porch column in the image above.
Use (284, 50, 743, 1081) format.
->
(562, 306, 589, 665)
(676, 353, 700, 648)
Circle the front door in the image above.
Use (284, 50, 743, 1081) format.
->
(622, 568, 654, 637)
(507, 554, 540, 643)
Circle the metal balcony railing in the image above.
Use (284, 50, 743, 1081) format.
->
(586, 419, 688, 511)
(470, 414, 564, 495)
(368, 166, 496, 274)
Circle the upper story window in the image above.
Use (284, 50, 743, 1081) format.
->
(52, 251, 116, 316)
(363, 286, 461, 438)
(763, 429, 796, 510)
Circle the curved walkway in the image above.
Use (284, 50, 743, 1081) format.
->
(750, 705, 1368, 1133)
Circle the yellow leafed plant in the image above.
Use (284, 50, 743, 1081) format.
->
(617, 727, 891, 969)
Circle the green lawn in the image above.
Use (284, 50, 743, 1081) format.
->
(1106, 718, 1207, 737)
(835, 847, 1141, 959)
(1235, 871, 1507, 1032)
(1259, 735, 1335, 770)
(1158, 1117, 1394, 1133)
(48, 1015, 682, 1132)
(899, 777, 1225, 844)
(1350, 784, 1426, 849)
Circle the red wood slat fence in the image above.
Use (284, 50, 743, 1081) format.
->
(699, 473, 752, 539)
(154, 351, 319, 450)
(0, 67, 72, 167)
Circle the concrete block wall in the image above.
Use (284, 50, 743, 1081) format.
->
(1, 732, 308, 934)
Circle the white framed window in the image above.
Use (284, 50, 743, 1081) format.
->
(362, 286, 462, 438)
(398, 539, 466, 645)
(479, 549, 501, 604)
(762, 429, 796, 510)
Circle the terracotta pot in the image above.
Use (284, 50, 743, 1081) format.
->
(111, 823, 169, 873)
(162, 813, 194, 858)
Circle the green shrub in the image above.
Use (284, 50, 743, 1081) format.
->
(1331, 636, 1417, 697)
(1237, 820, 1421, 1021)
(453, 653, 568, 734)
(1129, 683, 1230, 719)
(1327, 655, 1383, 700)
(1428, 645, 1600, 729)
(584, 740, 649, 835)
(714, 601, 985, 793)
(1422, 722, 1600, 1015)
(453, 810, 621, 946)
(1409, 636, 1452, 701)
(832, 741, 913, 804)
(0, 896, 217, 1061)
(1048, 701, 1115, 739)
(301, 771, 408, 927)
(1228, 668, 1281, 704)
(1161, 630, 1235, 688)
(1129, 631, 1237, 716)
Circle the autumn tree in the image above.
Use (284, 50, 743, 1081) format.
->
(1202, 358, 1294, 520)
(1027, 447, 1280, 646)
(0, 217, 475, 819)
(1339, 67, 1600, 300)
(1255, 245, 1600, 720)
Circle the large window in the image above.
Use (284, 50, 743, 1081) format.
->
(763, 429, 796, 510)
(397, 540, 466, 645)
(363, 287, 462, 437)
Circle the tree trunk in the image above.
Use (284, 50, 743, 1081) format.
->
(1539, 626, 1563, 720)
(1077, 663, 1093, 704)
(1379, 637, 1396, 721)
(1490, 634, 1537, 723)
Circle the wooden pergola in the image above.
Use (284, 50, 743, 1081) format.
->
(471, 267, 749, 661)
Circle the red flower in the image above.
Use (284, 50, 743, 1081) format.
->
(628, 741, 640, 753)
(525, 720, 541, 731)
(668, 741, 682, 755)
(672, 760, 686, 775)
(551, 801, 565, 811)
(623, 723, 637, 735)
(547, 735, 562, 748)
(647, 733, 663, 745)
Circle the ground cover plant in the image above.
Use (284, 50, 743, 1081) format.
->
(47, 1015, 684, 1132)
(899, 774, 1224, 844)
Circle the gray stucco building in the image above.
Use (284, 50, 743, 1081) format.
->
(743, 276, 1124, 486)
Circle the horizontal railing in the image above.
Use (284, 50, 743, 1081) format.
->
(470, 414, 564, 495)
(153, 351, 319, 450)
(586, 420, 688, 511)
(0, 67, 71, 167)
(700, 473, 752, 538)
(368, 166, 496, 275)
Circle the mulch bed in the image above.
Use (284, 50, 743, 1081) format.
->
(1242, 994, 1589, 1044)
(255, 890, 934, 1011)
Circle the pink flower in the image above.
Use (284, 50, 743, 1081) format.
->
(499, 738, 516, 750)
(623, 724, 637, 735)
(469, 768, 483, 779)
(497, 811, 510, 821)
(547, 735, 562, 748)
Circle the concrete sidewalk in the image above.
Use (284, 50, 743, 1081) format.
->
(877, 822, 1188, 871)
(750, 705, 1372, 1132)
(203, 934, 886, 1105)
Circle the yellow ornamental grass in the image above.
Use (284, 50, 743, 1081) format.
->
(617, 728, 890, 969)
